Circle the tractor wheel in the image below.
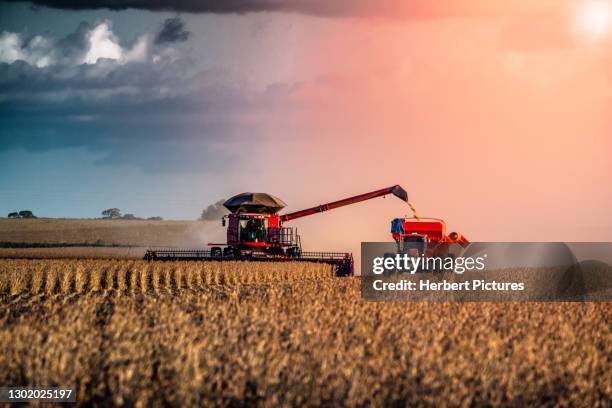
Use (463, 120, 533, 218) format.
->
(286, 247, 301, 258)
(268, 247, 285, 256)
(336, 260, 354, 277)
(383, 253, 397, 275)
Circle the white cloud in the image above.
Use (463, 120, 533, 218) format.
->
(1, 20, 163, 69)
(81, 21, 155, 65)
(0, 32, 55, 67)
(124, 34, 151, 63)
(0, 32, 24, 63)
(82, 21, 123, 64)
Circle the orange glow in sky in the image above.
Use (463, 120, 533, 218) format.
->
(1, 1, 610, 251)
(253, 0, 612, 251)
(575, 0, 612, 40)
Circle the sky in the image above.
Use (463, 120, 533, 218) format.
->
(0, 0, 611, 249)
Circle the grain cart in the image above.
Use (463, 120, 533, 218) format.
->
(390, 216, 469, 259)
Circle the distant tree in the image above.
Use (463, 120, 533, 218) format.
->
(122, 213, 136, 220)
(18, 210, 36, 219)
(8, 212, 19, 218)
(200, 199, 228, 221)
(101, 208, 121, 219)
(147, 216, 164, 220)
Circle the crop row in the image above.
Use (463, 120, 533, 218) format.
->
(0, 260, 334, 295)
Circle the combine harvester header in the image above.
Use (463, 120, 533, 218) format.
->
(145, 185, 409, 276)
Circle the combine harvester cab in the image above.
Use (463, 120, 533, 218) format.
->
(145, 185, 409, 276)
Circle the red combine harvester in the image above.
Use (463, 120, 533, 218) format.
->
(390, 216, 469, 258)
(144, 185, 409, 276)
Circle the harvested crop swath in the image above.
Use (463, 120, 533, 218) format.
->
(0, 260, 334, 295)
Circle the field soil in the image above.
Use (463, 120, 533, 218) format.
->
(1, 259, 610, 406)
(0, 247, 147, 259)
(0, 218, 212, 248)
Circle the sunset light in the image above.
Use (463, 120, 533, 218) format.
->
(575, 0, 612, 40)
(1, 0, 612, 405)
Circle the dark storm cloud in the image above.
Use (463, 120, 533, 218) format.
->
(0, 60, 259, 170)
(56, 21, 91, 63)
(155, 17, 190, 45)
(5, 0, 339, 14)
(3, 0, 563, 19)
(0, 19, 275, 172)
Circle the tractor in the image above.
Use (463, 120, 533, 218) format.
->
(389, 216, 469, 260)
